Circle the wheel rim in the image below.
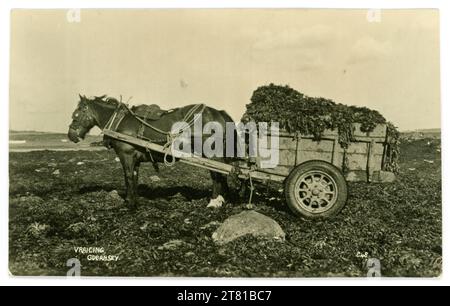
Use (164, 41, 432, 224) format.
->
(293, 170, 338, 214)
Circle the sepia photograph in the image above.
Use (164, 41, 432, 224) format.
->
(8, 8, 441, 278)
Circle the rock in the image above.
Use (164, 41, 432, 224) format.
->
(149, 175, 161, 182)
(76, 162, 85, 165)
(52, 169, 60, 175)
(107, 190, 123, 202)
(115, 157, 120, 162)
(212, 211, 285, 245)
(158, 239, 186, 251)
(48, 162, 57, 167)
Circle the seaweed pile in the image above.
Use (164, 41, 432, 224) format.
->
(243, 84, 399, 173)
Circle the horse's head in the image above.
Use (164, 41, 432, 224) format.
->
(67, 94, 98, 143)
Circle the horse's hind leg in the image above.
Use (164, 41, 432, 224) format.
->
(207, 171, 228, 208)
(119, 153, 139, 209)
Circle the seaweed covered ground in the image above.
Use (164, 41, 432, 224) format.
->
(9, 138, 441, 277)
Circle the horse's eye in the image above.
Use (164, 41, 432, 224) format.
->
(74, 113, 79, 117)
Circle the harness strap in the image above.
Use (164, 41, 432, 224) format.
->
(102, 102, 206, 167)
(129, 103, 206, 136)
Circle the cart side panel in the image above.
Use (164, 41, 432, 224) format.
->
(256, 125, 391, 183)
(295, 138, 334, 165)
(279, 149, 297, 166)
(278, 136, 297, 150)
(341, 142, 384, 171)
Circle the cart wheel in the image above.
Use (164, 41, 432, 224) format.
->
(284, 160, 348, 219)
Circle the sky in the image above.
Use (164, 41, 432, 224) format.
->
(9, 9, 440, 133)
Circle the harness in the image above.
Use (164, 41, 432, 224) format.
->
(102, 102, 206, 166)
(70, 103, 100, 131)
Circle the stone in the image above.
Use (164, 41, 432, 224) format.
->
(52, 169, 60, 175)
(107, 190, 123, 202)
(149, 175, 161, 182)
(158, 239, 186, 251)
(212, 210, 285, 245)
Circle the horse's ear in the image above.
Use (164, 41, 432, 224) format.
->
(79, 94, 83, 101)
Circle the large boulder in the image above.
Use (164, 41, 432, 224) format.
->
(212, 211, 285, 245)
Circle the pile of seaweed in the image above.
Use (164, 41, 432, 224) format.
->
(243, 84, 399, 173)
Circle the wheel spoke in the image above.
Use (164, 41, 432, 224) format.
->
(300, 179, 310, 187)
(320, 198, 330, 207)
(319, 174, 326, 185)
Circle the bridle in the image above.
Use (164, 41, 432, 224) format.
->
(69, 101, 99, 131)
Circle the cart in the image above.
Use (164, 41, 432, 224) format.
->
(103, 122, 396, 219)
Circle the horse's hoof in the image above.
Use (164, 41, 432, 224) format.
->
(207, 195, 225, 208)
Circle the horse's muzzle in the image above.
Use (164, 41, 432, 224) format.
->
(68, 127, 80, 143)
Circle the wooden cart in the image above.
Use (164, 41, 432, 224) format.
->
(103, 122, 395, 219)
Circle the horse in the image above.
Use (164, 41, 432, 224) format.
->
(68, 94, 235, 209)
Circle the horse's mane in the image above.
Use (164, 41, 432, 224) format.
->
(88, 95, 120, 107)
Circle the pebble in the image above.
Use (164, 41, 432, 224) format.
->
(158, 240, 186, 251)
(149, 175, 161, 182)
